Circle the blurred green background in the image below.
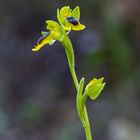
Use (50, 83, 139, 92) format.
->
(0, 0, 140, 140)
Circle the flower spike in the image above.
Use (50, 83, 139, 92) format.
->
(32, 6, 106, 140)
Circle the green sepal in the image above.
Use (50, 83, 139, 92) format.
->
(85, 77, 105, 100)
(72, 6, 80, 20)
(46, 20, 61, 31)
(87, 83, 105, 100)
(46, 20, 64, 41)
(57, 8, 62, 25)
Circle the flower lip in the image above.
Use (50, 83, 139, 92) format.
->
(66, 16, 79, 25)
(37, 31, 50, 45)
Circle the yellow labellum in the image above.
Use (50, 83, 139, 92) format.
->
(32, 35, 53, 51)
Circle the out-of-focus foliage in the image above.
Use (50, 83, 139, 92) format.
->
(0, 0, 140, 140)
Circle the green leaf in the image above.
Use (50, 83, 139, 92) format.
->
(85, 77, 105, 100)
(78, 77, 85, 97)
(72, 6, 80, 20)
(77, 77, 85, 115)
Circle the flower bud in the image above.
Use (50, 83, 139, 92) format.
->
(85, 77, 105, 100)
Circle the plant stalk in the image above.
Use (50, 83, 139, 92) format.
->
(61, 33, 93, 140)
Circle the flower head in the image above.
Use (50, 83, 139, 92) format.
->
(85, 77, 105, 100)
(57, 6, 85, 31)
(32, 20, 63, 51)
(32, 6, 86, 52)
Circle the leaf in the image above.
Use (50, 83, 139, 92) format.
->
(72, 6, 80, 20)
(78, 77, 85, 97)
(77, 77, 85, 115)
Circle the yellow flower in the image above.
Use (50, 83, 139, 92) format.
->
(57, 6, 86, 31)
(32, 20, 63, 51)
(32, 6, 86, 52)
(85, 77, 105, 100)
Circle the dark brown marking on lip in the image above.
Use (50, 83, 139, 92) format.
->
(66, 16, 78, 25)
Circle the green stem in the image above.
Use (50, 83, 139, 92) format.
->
(83, 106, 92, 140)
(61, 33, 79, 90)
(70, 65, 79, 91)
(61, 33, 92, 140)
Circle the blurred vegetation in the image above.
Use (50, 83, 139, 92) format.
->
(0, 0, 140, 140)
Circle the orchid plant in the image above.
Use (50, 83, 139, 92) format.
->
(32, 6, 105, 140)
